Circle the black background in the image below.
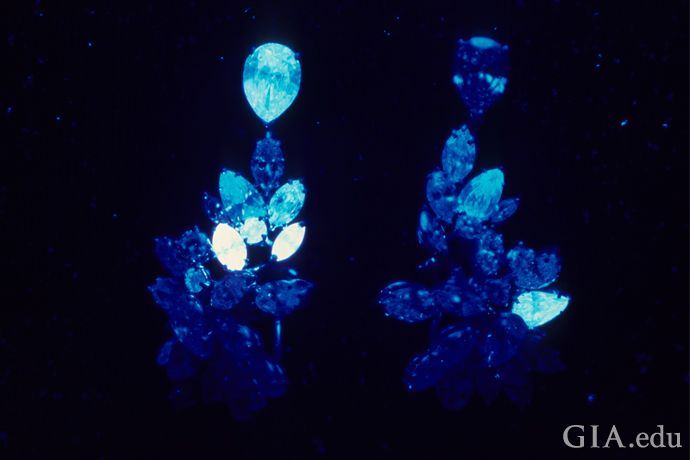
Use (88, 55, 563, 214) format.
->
(2, 1, 688, 458)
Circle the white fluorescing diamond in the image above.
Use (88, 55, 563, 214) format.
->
(240, 217, 268, 245)
(271, 222, 305, 262)
(212, 223, 247, 270)
(243, 43, 301, 125)
(512, 290, 570, 329)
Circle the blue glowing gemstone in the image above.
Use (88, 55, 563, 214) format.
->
(417, 207, 448, 254)
(210, 271, 257, 310)
(255, 279, 313, 316)
(239, 217, 268, 245)
(218, 170, 266, 225)
(507, 244, 561, 289)
(211, 317, 263, 354)
(512, 290, 570, 328)
(484, 276, 511, 307)
(184, 265, 211, 293)
(176, 227, 213, 264)
(453, 37, 509, 121)
(457, 168, 504, 221)
(474, 229, 505, 275)
(156, 338, 176, 366)
(442, 125, 476, 183)
(268, 179, 305, 230)
(251, 133, 285, 193)
(478, 313, 528, 368)
(490, 197, 520, 223)
(243, 43, 301, 125)
(426, 170, 457, 223)
(378, 281, 437, 323)
(149, 277, 186, 311)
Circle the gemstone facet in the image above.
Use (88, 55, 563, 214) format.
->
(243, 43, 301, 125)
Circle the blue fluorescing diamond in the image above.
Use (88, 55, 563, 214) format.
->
(251, 133, 285, 193)
(453, 213, 484, 240)
(426, 170, 457, 223)
(512, 290, 570, 328)
(378, 281, 437, 323)
(404, 351, 445, 391)
(176, 227, 213, 264)
(474, 229, 505, 275)
(268, 179, 305, 230)
(184, 265, 211, 293)
(508, 244, 561, 289)
(210, 271, 256, 310)
(255, 279, 314, 317)
(243, 43, 301, 125)
(432, 283, 464, 316)
(418, 207, 448, 254)
(457, 168, 504, 221)
(453, 37, 509, 121)
(442, 125, 476, 183)
(202, 192, 223, 224)
(490, 197, 520, 223)
(218, 170, 266, 225)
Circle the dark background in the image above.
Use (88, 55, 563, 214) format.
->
(1, 1, 687, 458)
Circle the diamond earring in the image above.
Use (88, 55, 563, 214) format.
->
(377, 37, 571, 410)
(149, 43, 312, 420)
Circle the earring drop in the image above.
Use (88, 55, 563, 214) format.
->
(378, 37, 570, 410)
(149, 43, 312, 420)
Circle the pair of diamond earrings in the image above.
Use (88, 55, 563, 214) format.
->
(149, 38, 570, 420)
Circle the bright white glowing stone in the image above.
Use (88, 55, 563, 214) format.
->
(271, 222, 305, 262)
(240, 217, 267, 245)
(212, 223, 247, 270)
(243, 43, 301, 124)
(512, 290, 570, 329)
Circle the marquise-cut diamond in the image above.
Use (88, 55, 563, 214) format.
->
(243, 43, 301, 125)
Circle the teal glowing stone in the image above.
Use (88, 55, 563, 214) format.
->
(243, 43, 301, 125)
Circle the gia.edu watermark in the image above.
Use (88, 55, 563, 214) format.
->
(563, 425, 682, 449)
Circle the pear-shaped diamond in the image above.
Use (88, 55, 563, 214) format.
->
(218, 170, 266, 225)
(268, 180, 305, 230)
(457, 168, 504, 221)
(243, 43, 301, 125)
(271, 222, 305, 262)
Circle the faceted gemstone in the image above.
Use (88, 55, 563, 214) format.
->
(507, 244, 561, 289)
(255, 279, 313, 317)
(184, 266, 211, 293)
(426, 170, 457, 223)
(251, 133, 285, 193)
(478, 313, 528, 368)
(164, 290, 209, 358)
(218, 170, 266, 226)
(442, 125, 476, 183)
(378, 281, 437, 323)
(512, 290, 570, 328)
(210, 271, 256, 310)
(453, 37, 509, 121)
(268, 180, 305, 229)
(490, 197, 520, 223)
(474, 229, 505, 275)
(457, 168, 504, 221)
(484, 276, 511, 307)
(240, 217, 267, 245)
(202, 192, 223, 224)
(212, 223, 247, 271)
(154, 237, 189, 278)
(176, 227, 213, 264)
(243, 43, 301, 125)
(271, 222, 305, 262)
(149, 277, 185, 311)
(417, 207, 448, 254)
